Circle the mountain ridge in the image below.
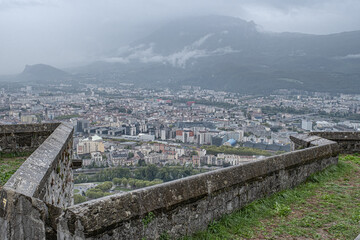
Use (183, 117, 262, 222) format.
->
(69, 15, 360, 93)
(14, 64, 71, 84)
(5, 15, 360, 93)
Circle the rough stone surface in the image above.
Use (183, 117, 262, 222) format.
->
(4, 123, 74, 207)
(0, 123, 60, 153)
(309, 132, 360, 154)
(0, 123, 73, 240)
(57, 138, 339, 239)
(2, 130, 360, 240)
(0, 188, 62, 240)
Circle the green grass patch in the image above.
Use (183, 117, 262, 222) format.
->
(0, 151, 32, 158)
(186, 155, 360, 240)
(54, 114, 80, 120)
(0, 153, 31, 186)
(103, 138, 138, 143)
(201, 145, 272, 156)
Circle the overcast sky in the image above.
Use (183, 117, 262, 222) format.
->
(0, 0, 359, 74)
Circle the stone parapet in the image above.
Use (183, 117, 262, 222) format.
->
(1, 129, 358, 240)
(57, 135, 339, 239)
(309, 132, 360, 154)
(0, 123, 60, 153)
(0, 123, 73, 240)
(3, 123, 74, 207)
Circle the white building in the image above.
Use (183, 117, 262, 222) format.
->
(301, 120, 313, 131)
(91, 152, 103, 162)
(77, 135, 105, 154)
(138, 133, 155, 141)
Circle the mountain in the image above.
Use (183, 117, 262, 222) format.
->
(18, 64, 71, 84)
(72, 15, 360, 94)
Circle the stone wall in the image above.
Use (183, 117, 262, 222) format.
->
(0, 123, 74, 240)
(1, 130, 359, 240)
(0, 189, 62, 240)
(57, 136, 339, 239)
(309, 132, 360, 154)
(0, 123, 60, 153)
(290, 132, 360, 154)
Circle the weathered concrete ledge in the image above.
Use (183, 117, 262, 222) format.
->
(0, 188, 63, 240)
(0, 123, 60, 153)
(309, 132, 360, 154)
(57, 136, 340, 239)
(290, 134, 335, 150)
(3, 123, 74, 204)
(0, 123, 60, 134)
(0, 123, 74, 240)
(2, 129, 360, 240)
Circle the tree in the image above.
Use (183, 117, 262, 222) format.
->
(75, 174, 89, 183)
(138, 159, 146, 166)
(128, 179, 136, 188)
(96, 181, 113, 191)
(128, 152, 134, 159)
(190, 150, 198, 156)
(121, 178, 128, 187)
(244, 132, 253, 137)
(222, 162, 231, 168)
(112, 178, 122, 186)
(86, 188, 105, 199)
(134, 180, 144, 188)
(151, 179, 163, 186)
(74, 194, 87, 204)
(145, 165, 159, 181)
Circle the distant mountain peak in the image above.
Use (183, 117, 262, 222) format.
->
(72, 15, 360, 94)
(22, 64, 67, 75)
(19, 64, 70, 83)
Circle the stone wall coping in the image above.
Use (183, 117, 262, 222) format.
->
(0, 123, 60, 134)
(3, 123, 73, 198)
(2, 129, 356, 239)
(63, 136, 339, 235)
(290, 134, 335, 146)
(309, 131, 360, 141)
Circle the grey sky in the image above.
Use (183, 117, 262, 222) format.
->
(0, 0, 359, 74)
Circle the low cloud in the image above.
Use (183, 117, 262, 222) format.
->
(105, 45, 238, 68)
(0, 0, 359, 74)
(105, 34, 239, 68)
(335, 53, 360, 60)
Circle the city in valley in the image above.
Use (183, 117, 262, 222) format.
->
(1, 84, 359, 203)
(1, 1, 360, 239)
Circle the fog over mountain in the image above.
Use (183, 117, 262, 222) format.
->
(1, 0, 360, 75)
(67, 15, 360, 94)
